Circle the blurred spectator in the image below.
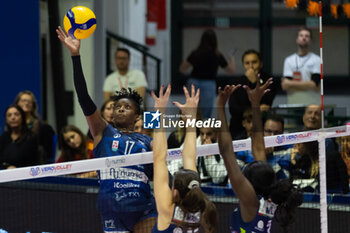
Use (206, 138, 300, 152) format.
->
(100, 98, 114, 125)
(88, 98, 114, 139)
(289, 105, 348, 193)
(179, 29, 235, 119)
(57, 125, 93, 163)
(167, 127, 185, 150)
(291, 141, 349, 194)
(14, 90, 55, 164)
(337, 135, 350, 183)
(302, 104, 337, 153)
(197, 126, 227, 185)
(228, 49, 278, 139)
(134, 115, 153, 138)
(0, 105, 38, 169)
(168, 126, 227, 186)
(239, 108, 253, 140)
(103, 48, 148, 101)
(236, 114, 292, 179)
(282, 26, 321, 105)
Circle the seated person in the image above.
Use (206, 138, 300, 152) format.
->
(235, 108, 253, 140)
(14, 90, 55, 164)
(134, 114, 153, 138)
(291, 141, 349, 194)
(57, 125, 93, 163)
(0, 105, 38, 169)
(228, 49, 278, 139)
(57, 125, 96, 178)
(302, 104, 337, 153)
(337, 135, 350, 183)
(88, 98, 114, 139)
(167, 110, 201, 149)
(168, 126, 227, 186)
(197, 126, 227, 185)
(167, 127, 185, 149)
(236, 114, 292, 179)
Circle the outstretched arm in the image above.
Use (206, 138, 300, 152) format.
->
(244, 78, 272, 162)
(56, 26, 106, 145)
(151, 85, 174, 221)
(173, 85, 200, 172)
(217, 85, 259, 222)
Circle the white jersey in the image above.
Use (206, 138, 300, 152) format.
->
(283, 52, 321, 105)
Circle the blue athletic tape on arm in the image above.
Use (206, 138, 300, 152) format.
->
(72, 56, 97, 116)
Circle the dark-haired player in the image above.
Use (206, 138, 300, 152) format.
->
(57, 26, 156, 233)
(217, 81, 303, 233)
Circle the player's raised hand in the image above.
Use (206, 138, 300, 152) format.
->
(217, 85, 241, 107)
(244, 77, 272, 107)
(56, 26, 80, 56)
(172, 85, 199, 120)
(151, 84, 171, 112)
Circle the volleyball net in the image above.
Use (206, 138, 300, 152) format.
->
(0, 125, 350, 233)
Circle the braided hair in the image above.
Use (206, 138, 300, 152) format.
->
(243, 161, 303, 233)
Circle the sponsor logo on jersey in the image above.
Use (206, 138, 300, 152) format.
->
(114, 191, 140, 201)
(257, 220, 264, 230)
(100, 167, 149, 183)
(113, 133, 121, 138)
(112, 140, 119, 151)
(104, 219, 116, 229)
(113, 182, 140, 189)
(105, 158, 126, 168)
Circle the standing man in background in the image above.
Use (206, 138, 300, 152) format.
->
(103, 48, 148, 101)
(282, 26, 321, 105)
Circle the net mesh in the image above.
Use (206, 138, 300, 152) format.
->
(0, 125, 349, 233)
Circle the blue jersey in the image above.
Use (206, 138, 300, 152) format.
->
(230, 198, 277, 233)
(152, 206, 201, 233)
(93, 124, 155, 213)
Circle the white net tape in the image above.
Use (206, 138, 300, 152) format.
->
(0, 124, 349, 183)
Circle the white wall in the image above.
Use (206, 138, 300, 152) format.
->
(148, 0, 172, 86)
